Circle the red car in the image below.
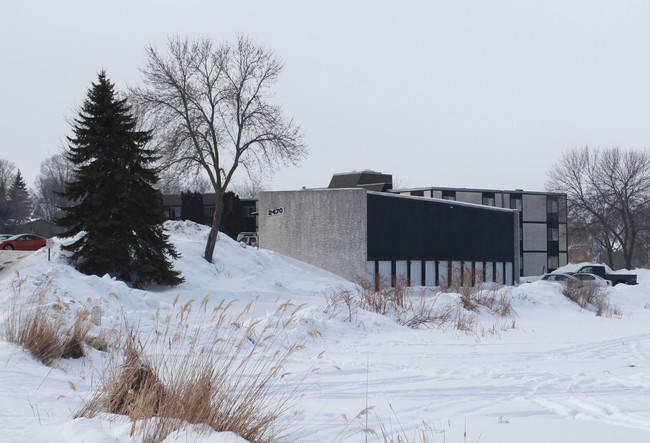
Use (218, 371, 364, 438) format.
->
(0, 234, 48, 251)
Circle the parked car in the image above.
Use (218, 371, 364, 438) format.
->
(540, 273, 577, 282)
(0, 234, 12, 241)
(571, 272, 611, 287)
(574, 265, 637, 286)
(236, 232, 258, 247)
(0, 234, 47, 251)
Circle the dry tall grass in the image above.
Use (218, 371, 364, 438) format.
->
(77, 297, 318, 442)
(326, 269, 515, 332)
(562, 280, 619, 316)
(3, 278, 92, 365)
(325, 276, 453, 329)
(438, 265, 514, 317)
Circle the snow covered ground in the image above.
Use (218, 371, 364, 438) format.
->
(1, 220, 650, 442)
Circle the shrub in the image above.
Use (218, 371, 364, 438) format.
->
(437, 265, 514, 317)
(562, 281, 616, 316)
(3, 278, 92, 365)
(326, 270, 515, 333)
(326, 276, 455, 329)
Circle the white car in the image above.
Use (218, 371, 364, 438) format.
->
(540, 273, 576, 283)
(236, 232, 258, 247)
(570, 272, 612, 287)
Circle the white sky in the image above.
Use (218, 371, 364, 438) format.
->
(3, 0, 650, 192)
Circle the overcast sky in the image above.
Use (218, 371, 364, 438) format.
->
(3, 1, 650, 193)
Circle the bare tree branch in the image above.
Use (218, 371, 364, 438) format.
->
(547, 146, 650, 268)
(131, 35, 306, 262)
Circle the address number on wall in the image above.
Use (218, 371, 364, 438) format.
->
(267, 207, 285, 216)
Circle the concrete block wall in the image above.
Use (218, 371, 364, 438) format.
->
(258, 189, 368, 282)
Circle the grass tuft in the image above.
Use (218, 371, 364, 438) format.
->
(3, 278, 92, 365)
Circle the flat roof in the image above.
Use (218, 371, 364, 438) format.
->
(369, 191, 517, 213)
(391, 186, 566, 197)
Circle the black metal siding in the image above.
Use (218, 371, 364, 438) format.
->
(367, 194, 515, 262)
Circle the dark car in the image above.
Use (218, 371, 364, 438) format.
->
(0, 234, 48, 251)
(575, 265, 637, 286)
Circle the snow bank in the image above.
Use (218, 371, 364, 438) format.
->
(1, 221, 650, 442)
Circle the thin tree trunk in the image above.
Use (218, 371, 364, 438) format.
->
(204, 192, 224, 263)
(605, 244, 614, 268)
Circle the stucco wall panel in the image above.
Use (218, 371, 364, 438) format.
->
(522, 194, 547, 222)
(524, 253, 547, 276)
(258, 189, 367, 282)
(456, 191, 482, 205)
(523, 223, 547, 251)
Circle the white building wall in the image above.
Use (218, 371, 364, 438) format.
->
(502, 193, 511, 209)
(378, 261, 391, 280)
(523, 253, 548, 277)
(366, 261, 374, 281)
(474, 261, 484, 284)
(505, 262, 513, 285)
(456, 191, 482, 205)
(259, 189, 367, 282)
(485, 262, 493, 282)
(522, 194, 547, 222)
(425, 261, 436, 286)
(439, 261, 449, 286)
(451, 261, 462, 284)
(396, 260, 408, 282)
(410, 260, 422, 286)
(523, 223, 547, 251)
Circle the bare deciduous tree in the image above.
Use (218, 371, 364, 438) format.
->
(156, 168, 212, 195)
(33, 151, 75, 222)
(547, 146, 650, 269)
(0, 159, 17, 226)
(131, 35, 306, 262)
(230, 176, 266, 199)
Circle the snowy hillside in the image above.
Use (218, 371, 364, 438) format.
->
(1, 220, 650, 442)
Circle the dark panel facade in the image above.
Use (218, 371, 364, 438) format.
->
(367, 193, 515, 263)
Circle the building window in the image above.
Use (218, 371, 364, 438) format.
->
(548, 256, 559, 270)
(547, 228, 559, 241)
(442, 190, 456, 201)
(510, 198, 522, 211)
(169, 206, 181, 219)
(482, 193, 495, 206)
(242, 206, 256, 218)
(547, 198, 558, 214)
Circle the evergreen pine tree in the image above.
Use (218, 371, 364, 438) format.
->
(8, 170, 33, 224)
(220, 192, 244, 240)
(180, 191, 205, 224)
(56, 71, 183, 288)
